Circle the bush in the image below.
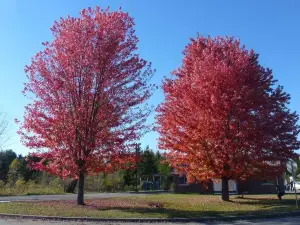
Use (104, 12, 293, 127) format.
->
(15, 179, 26, 188)
(49, 177, 62, 188)
(170, 182, 175, 192)
(0, 180, 5, 188)
(26, 180, 36, 188)
(0, 179, 64, 196)
(85, 172, 124, 192)
(161, 176, 174, 190)
(124, 185, 135, 192)
(85, 174, 105, 192)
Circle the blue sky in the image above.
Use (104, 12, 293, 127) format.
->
(0, 0, 300, 155)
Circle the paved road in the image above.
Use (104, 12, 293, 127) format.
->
(0, 192, 159, 202)
(0, 217, 300, 225)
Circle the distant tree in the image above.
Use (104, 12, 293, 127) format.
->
(157, 36, 300, 201)
(293, 157, 300, 177)
(123, 144, 141, 187)
(155, 151, 162, 164)
(157, 157, 171, 176)
(0, 109, 11, 150)
(138, 146, 158, 176)
(121, 147, 172, 190)
(0, 149, 16, 182)
(18, 7, 153, 205)
(123, 169, 136, 187)
(7, 158, 23, 184)
(19, 156, 41, 182)
(154, 151, 171, 175)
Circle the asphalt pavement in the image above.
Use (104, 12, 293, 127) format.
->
(1, 191, 298, 202)
(0, 192, 153, 202)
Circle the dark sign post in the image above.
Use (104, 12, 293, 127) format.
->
(135, 144, 139, 193)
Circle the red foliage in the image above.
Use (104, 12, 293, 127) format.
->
(18, 7, 154, 179)
(157, 36, 300, 183)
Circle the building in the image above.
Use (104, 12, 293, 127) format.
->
(173, 173, 279, 194)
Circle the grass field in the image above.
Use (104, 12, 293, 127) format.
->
(0, 194, 299, 218)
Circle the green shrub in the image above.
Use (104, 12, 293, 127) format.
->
(15, 179, 26, 188)
(0, 180, 64, 196)
(49, 177, 62, 188)
(85, 172, 124, 192)
(0, 180, 5, 188)
(124, 185, 134, 192)
(170, 182, 175, 192)
(26, 180, 36, 188)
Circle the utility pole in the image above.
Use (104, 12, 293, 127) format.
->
(135, 143, 139, 192)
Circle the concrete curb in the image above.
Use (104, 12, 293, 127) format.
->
(1, 211, 300, 223)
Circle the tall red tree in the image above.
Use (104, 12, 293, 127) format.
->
(18, 7, 154, 205)
(156, 36, 300, 201)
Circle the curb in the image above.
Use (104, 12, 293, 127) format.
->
(1, 211, 300, 223)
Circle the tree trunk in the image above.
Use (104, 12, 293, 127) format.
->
(221, 177, 229, 201)
(77, 172, 85, 205)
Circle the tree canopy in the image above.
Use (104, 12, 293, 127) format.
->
(157, 36, 300, 200)
(18, 7, 154, 205)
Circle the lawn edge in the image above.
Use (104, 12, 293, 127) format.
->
(1, 210, 300, 222)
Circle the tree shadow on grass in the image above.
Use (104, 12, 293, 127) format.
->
(96, 206, 239, 218)
(231, 197, 298, 211)
(94, 206, 297, 218)
(83, 198, 298, 219)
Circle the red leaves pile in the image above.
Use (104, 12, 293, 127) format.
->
(40, 198, 164, 210)
(157, 36, 300, 183)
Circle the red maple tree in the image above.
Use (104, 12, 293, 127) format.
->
(18, 7, 154, 205)
(156, 36, 300, 201)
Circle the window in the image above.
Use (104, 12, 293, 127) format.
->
(178, 175, 188, 185)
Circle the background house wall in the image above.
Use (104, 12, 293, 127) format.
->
(173, 174, 214, 193)
(173, 174, 279, 194)
(237, 179, 277, 194)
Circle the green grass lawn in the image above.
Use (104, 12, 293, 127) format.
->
(0, 194, 299, 218)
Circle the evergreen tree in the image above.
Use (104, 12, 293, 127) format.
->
(123, 144, 141, 187)
(7, 158, 23, 183)
(0, 150, 17, 182)
(138, 146, 158, 176)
